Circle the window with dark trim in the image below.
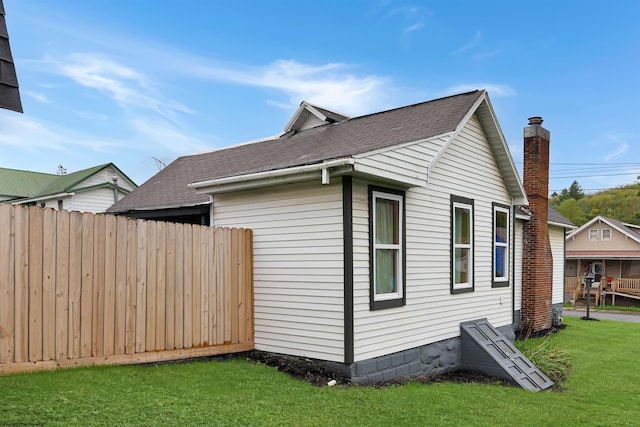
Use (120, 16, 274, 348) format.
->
(451, 195, 474, 294)
(492, 203, 510, 287)
(369, 186, 406, 310)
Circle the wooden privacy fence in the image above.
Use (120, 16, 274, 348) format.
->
(0, 204, 253, 375)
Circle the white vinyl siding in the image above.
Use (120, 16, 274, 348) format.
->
(549, 225, 566, 305)
(212, 180, 345, 362)
(354, 135, 450, 186)
(71, 187, 120, 213)
(352, 113, 515, 361)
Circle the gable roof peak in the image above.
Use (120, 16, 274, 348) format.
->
(284, 100, 351, 133)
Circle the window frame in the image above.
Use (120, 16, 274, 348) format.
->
(589, 229, 599, 241)
(368, 186, 406, 310)
(492, 203, 510, 288)
(451, 195, 474, 294)
(601, 229, 612, 241)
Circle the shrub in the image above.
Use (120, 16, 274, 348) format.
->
(515, 336, 572, 387)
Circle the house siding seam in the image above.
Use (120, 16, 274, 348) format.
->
(352, 113, 515, 362)
(212, 179, 345, 362)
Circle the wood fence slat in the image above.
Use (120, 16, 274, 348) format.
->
(230, 228, 239, 344)
(237, 228, 245, 344)
(191, 226, 201, 347)
(41, 209, 56, 361)
(224, 229, 232, 343)
(92, 214, 106, 357)
(28, 207, 43, 362)
(174, 224, 184, 349)
(55, 209, 70, 361)
(156, 222, 166, 351)
(165, 223, 176, 350)
(68, 211, 82, 359)
(80, 212, 94, 358)
(13, 206, 28, 363)
(200, 227, 208, 346)
(215, 228, 225, 345)
(114, 216, 128, 355)
(135, 220, 147, 353)
(0, 205, 15, 363)
(208, 226, 216, 346)
(145, 221, 157, 351)
(103, 214, 117, 356)
(245, 230, 254, 343)
(183, 225, 193, 348)
(125, 219, 137, 354)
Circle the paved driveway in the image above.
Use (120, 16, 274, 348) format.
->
(563, 309, 640, 323)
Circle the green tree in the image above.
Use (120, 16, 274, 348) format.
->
(557, 197, 590, 226)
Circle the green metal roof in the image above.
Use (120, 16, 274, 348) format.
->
(0, 168, 57, 198)
(33, 163, 111, 197)
(0, 163, 136, 201)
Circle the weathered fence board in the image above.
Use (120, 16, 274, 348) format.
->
(0, 205, 253, 375)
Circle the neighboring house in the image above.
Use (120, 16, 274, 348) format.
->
(0, 163, 137, 213)
(112, 90, 566, 385)
(0, 0, 22, 113)
(565, 215, 640, 304)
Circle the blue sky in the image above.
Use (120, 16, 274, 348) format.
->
(2, 1, 640, 195)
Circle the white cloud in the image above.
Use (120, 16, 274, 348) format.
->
(52, 53, 193, 121)
(604, 135, 628, 161)
(453, 31, 482, 55)
(130, 118, 210, 155)
(0, 113, 125, 153)
(443, 83, 516, 97)
(184, 59, 389, 115)
(24, 91, 49, 103)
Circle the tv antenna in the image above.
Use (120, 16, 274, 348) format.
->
(152, 157, 167, 171)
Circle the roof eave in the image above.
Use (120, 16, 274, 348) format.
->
(191, 158, 356, 194)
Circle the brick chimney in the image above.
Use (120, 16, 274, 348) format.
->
(521, 117, 554, 333)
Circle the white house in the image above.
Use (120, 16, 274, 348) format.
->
(112, 90, 571, 386)
(0, 163, 137, 213)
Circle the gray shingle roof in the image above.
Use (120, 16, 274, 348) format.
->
(548, 206, 575, 227)
(109, 90, 483, 213)
(0, 0, 22, 113)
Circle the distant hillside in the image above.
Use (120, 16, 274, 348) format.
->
(550, 180, 640, 227)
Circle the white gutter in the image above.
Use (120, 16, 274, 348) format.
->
(190, 158, 355, 192)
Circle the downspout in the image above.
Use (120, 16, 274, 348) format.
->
(512, 208, 516, 327)
(112, 176, 119, 203)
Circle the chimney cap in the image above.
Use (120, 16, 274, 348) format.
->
(528, 116, 543, 125)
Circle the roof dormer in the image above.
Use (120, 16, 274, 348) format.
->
(284, 101, 350, 133)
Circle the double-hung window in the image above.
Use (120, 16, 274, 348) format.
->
(369, 187, 405, 310)
(451, 195, 474, 293)
(589, 229, 599, 241)
(602, 229, 612, 241)
(492, 203, 510, 287)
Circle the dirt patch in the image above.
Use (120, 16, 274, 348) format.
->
(244, 350, 514, 388)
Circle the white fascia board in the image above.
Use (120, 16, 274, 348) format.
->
(429, 91, 528, 206)
(190, 158, 355, 194)
(13, 192, 73, 204)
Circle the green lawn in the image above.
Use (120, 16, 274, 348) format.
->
(1, 316, 638, 426)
